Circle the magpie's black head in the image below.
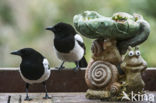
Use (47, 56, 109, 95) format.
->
(46, 22, 77, 38)
(11, 48, 43, 59)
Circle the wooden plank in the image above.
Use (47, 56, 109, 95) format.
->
(142, 68, 156, 91)
(0, 92, 155, 103)
(0, 68, 87, 93)
(0, 68, 155, 92)
(0, 93, 100, 103)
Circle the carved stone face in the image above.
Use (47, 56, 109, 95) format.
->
(122, 46, 147, 68)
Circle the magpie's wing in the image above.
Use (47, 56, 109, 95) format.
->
(75, 34, 88, 67)
(43, 58, 50, 70)
(48, 65, 50, 70)
(76, 40, 86, 49)
(75, 34, 86, 54)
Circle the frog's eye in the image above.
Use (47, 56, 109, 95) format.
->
(135, 50, 141, 56)
(128, 51, 134, 56)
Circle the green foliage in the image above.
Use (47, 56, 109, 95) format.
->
(0, 0, 14, 24)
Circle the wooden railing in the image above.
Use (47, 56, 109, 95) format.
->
(0, 68, 155, 92)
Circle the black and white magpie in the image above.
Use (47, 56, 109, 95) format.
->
(46, 22, 88, 71)
(11, 48, 51, 101)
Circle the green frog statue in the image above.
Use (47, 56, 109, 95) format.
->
(121, 46, 147, 93)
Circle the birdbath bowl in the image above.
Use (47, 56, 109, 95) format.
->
(74, 11, 145, 39)
(74, 11, 150, 54)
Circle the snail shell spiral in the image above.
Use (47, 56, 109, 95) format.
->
(91, 40, 103, 56)
(85, 60, 118, 89)
(110, 82, 121, 95)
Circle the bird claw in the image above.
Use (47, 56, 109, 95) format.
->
(43, 94, 51, 99)
(73, 67, 81, 72)
(24, 96, 32, 101)
(55, 66, 65, 71)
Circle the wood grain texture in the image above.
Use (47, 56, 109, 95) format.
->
(0, 93, 99, 103)
(0, 68, 155, 92)
(0, 92, 155, 103)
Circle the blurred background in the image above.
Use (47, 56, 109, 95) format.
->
(0, 0, 156, 67)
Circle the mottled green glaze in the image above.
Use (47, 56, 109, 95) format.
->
(73, 11, 150, 54)
(120, 46, 147, 93)
(74, 11, 140, 40)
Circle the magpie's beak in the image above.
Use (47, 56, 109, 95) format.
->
(45, 26, 54, 31)
(10, 50, 21, 56)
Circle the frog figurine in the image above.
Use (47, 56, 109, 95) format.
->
(120, 46, 147, 93)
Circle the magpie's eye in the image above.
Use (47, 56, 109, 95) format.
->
(21, 50, 26, 54)
(21, 50, 30, 56)
(128, 51, 134, 56)
(135, 50, 141, 56)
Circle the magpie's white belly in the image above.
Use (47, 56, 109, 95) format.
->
(19, 59, 51, 84)
(55, 41, 84, 62)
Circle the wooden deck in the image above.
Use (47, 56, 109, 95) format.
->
(0, 92, 156, 103)
(0, 93, 102, 103)
(0, 68, 155, 102)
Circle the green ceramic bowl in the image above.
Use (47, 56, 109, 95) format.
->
(73, 11, 150, 54)
(74, 11, 140, 40)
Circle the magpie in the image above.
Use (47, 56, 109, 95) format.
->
(46, 22, 88, 71)
(11, 48, 51, 101)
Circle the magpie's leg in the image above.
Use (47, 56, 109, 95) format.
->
(24, 83, 32, 101)
(43, 81, 51, 99)
(57, 61, 65, 71)
(73, 61, 80, 72)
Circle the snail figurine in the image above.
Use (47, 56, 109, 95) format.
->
(85, 39, 121, 99)
(120, 46, 147, 93)
(85, 60, 119, 90)
(91, 39, 122, 65)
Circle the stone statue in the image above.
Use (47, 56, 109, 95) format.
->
(73, 11, 150, 101)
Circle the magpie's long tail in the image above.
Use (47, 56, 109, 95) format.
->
(79, 56, 88, 67)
